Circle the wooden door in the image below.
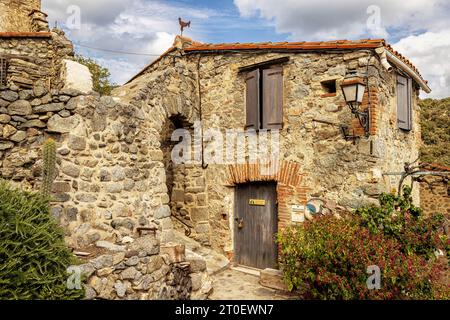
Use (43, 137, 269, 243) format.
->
(234, 182, 278, 269)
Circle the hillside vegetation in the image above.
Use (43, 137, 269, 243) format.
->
(420, 98, 450, 166)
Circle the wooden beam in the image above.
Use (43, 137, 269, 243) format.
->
(238, 57, 290, 73)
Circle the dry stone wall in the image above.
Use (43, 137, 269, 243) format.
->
(0, 76, 212, 299)
(421, 181, 450, 216)
(0, 0, 42, 32)
(0, 31, 74, 89)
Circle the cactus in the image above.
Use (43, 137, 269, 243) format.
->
(41, 138, 57, 198)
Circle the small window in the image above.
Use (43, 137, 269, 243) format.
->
(245, 66, 283, 130)
(0, 57, 8, 86)
(397, 74, 413, 131)
(321, 80, 337, 94)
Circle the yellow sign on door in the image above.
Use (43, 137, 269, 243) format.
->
(249, 199, 266, 206)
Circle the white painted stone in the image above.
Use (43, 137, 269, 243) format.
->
(61, 59, 93, 94)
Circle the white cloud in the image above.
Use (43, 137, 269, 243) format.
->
(393, 30, 450, 98)
(234, 0, 450, 97)
(42, 0, 217, 84)
(234, 0, 449, 40)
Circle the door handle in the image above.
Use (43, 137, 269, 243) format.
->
(235, 218, 244, 229)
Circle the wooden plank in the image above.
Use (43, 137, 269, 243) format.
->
(234, 182, 278, 269)
(397, 75, 411, 131)
(263, 67, 283, 130)
(245, 69, 260, 130)
(238, 57, 290, 73)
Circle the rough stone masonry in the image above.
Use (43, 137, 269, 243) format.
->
(1, 0, 440, 300)
(0, 0, 215, 300)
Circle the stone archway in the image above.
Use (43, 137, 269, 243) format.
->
(160, 115, 196, 233)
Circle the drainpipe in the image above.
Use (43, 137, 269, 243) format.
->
(375, 47, 393, 72)
(197, 54, 208, 169)
(376, 47, 432, 93)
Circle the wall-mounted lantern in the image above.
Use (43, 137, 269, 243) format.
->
(341, 71, 370, 136)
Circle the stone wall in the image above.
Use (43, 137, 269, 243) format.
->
(0, 0, 43, 32)
(77, 237, 210, 300)
(420, 181, 450, 216)
(0, 31, 73, 89)
(0, 81, 213, 299)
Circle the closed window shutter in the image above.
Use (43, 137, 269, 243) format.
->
(262, 67, 283, 130)
(397, 75, 412, 131)
(245, 69, 260, 130)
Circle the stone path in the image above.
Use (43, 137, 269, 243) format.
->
(208, 268, 297, 300)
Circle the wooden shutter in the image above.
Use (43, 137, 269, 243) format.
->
(245, 69, 260, 130)
(397, 75, 412, 131)
(262, 67, 283, 130)
(0, 57, 7, 86)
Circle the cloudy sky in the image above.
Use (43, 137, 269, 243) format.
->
(42, 0, 450, 98)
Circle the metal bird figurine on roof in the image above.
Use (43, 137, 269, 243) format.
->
(178, 17, 191, 36)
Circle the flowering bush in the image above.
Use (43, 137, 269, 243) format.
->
(278, 216, 448, 300)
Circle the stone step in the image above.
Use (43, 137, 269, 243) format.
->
(259, 268, 289, 292)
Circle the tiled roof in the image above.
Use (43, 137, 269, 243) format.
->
(184, 39, 385, 51)
(0, 32, 52, 38)
(127, 37, 428, 87)
(185, 39, 425, 82)
(420, 162, 450, 172)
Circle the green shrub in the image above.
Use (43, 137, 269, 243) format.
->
(278, 216, 447, 300)
(356, 186, 449, 258)
(0, 181, 84, 300)
(278, 187, 449, 300)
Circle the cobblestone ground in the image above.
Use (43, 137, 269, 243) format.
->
(208, 269, 298, 300)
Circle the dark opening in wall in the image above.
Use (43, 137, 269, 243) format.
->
(0, 58, 8, 86)
(321, 79, 337, 95)
(160, 114, 193, 222)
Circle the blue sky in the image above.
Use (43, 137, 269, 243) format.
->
(42, 0, 450, 98)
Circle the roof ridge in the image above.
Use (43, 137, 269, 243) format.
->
(126, 37, 427, 89)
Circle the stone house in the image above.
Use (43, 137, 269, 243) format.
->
(114, 35, 431, 269)
(0, 0, 440, 299)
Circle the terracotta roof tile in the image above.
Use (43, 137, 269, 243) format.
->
(183, 38, 387, 52)
(127, 36, 428, 87)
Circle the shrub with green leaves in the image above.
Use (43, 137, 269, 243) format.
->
(0, 181, 84, 300)
(356, 186, 449, 258)
(278, 187, 449, 300)
(278, 216, 448, 300)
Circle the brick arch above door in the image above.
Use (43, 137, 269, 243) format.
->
(226, 160, 312, 231)
(225, 160, 305, 188)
